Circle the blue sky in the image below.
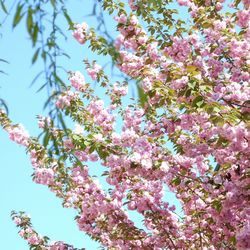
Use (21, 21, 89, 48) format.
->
(0, 1, 185, 249)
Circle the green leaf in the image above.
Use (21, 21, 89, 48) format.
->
(89, 145, 96, 154)
(214, 164, 220, 171)
(12, 3, 24, 28)
(242, 112, 250, 121)
(171, 177, 181, 186)
(0, 58, 9, 64)
(54, 73, 66, 88)
(0, 98, 8, 114)
(212, 200, 222, 212)
(32, 48, 40, 64)
(50, 0, 56, 7)
(185, 88, 191, 97)
(0, 0, 8, 14)
(229, 236, 236, 244)
(43, 91, 60, 109)
(58, 112, 68, 135)
(51, 134, 60, 155)
(211, 115, 224, 126)
(63, 9, 73, 29)
(26, 7, 33, 35)
(202, 21, 212, 29)
(30, 70, 43, 87)
(235, 0, 241, 7)
(41, 50, 47, 61)
(36, 82, 47, 93)
(192, 95, 204, 108)
(186, 65, 197, 73)
(96, 145, 109, 159)
(216, 136, 229, 147)
(31, 23, 39, 46)
(43, 131, 50, 147)
(213, 106, 221, 113)
(0, 70, 7, 75)
(188, 80, 196, 89)
(136, 81, 147, 107)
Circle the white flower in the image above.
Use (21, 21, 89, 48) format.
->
(73, 124, 85, 134)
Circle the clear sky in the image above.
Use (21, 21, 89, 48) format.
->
(0, 1, 184, 249)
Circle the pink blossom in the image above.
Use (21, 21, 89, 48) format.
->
(87, 63, 102, 80)
(8, 124, 29, 146)
(114, 14, 127, 24)
(69, 71, 86, 91)
(236, 10, 250, 28)
(34, 168, 54, 185)
(14, 217, 22, 225)
(112, 83, 128, 96)
(27, 234, 41, 245)
(37, 116, 52, 129)
(55, 91, 79, 109)
(72, 22, 88, 44)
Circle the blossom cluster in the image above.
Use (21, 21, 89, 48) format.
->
(11, 211, 83, 250)
(72, 22, 88, 45)
(1, 0, 250, 249)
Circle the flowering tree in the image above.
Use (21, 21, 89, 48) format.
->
(1, 0, 250, 249)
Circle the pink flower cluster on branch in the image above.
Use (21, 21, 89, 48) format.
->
(1, 0, 250, 249)
(11, 211, 84, 250)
